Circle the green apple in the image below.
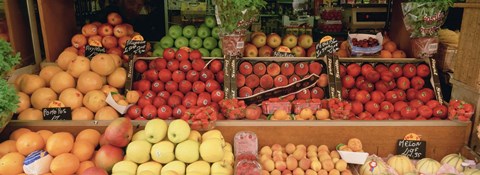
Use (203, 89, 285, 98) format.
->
(189, 37, 203, 50)
(175, 140, 199, 163)
(188, 130, 202, 142)
(210, 48, 222, 57)
(211, 27, 220, 39)
(160, 36, 174, 49)
(211, 161, 233, 175)
(112, 160, 138, 174)
(183, 25, 197, 39)
(175, 37, 189, 48)
(168, 25, 183, 39)
(218, 39, 222, 49)
(198, 48, 210, 57)
(153, 48, 164, 57)
(126, 140, 151, 164)
(197, 26, 211, 39)
(150, 140, 175, 164)
(154, 42, 163, 50)
(132, 130, 146, 141)
(145, 119, 167, 143)
(203, 37, 218, 50)
(161, 161, 186, 175)
(199, 23, 208, 28)
(186, 160, 210, 175)
(199, 139, 225, 163)
(205, 16, 217, 28)
(137, 161, 162, 175)
(167, 119, 191, 143)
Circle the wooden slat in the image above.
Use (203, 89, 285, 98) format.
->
(454, 3, 480, 8)
(388, 0, 413, 57)
(37, 0, 77, 62)
(4, 0, 34, 67)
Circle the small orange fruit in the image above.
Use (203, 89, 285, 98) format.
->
(0, 152, 25, 174)
(50, 153, 80, 175)
(46, 132, 74, 156)
(72, 140, 95, 161)
(379, 50, 392, 58)
(392, 50, 406, 58)
(383, 41, 397, 52)
(36, 130, 53, 143)
(76, 161, 95, 175)
(315, 109, 330, 120)
(16, 132, 45, 156)
(9, 128, 31, 141)
(76, 129, 101, 146)
(0, 140, 17, 158)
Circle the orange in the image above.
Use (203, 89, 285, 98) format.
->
(16, 132, 45, 156)
(76, 129, 101, 146)
(380, 50, 392, 58)
(315, 109, 330, 120)
(50, 153, 80, 175)
(76, 161, 95, 175)
(0, 152, 25, 175)
(383, 41, 397, 52)
(0, 140, 17, 158)
(36, 130, 53, 143)
(72, 140, 95, 161)
(9, 128, 31, 140)
(392, 50, 406, 58)
(46, 132, 74, 156)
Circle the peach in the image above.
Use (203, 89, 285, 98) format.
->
(311, 87, 325, 99)
(329, 169, 340, 175)
(282, 152, 288, 159)
(273, 154, 284, 162)
(286, 155, 298, 171)
(260, 146, 273, 156)
(296, 89, 311, 100)
(289, 75, 301, 84)
(292, 149, 306, 160)
(274, 75, 288, 87)
(259, 45, 273, 57)
(321, 159, 334, 171)
(113, 24, 128, 38)
(71, 34, 87, 49)
(262, 170, 270, 175)
(82, 24, 98, 37)
(307, 151, 317, 159)
(98, 24, 113, 36)
(260, 154, 272, 163)
(317, 150, 329, 157)
(335, 159, 347, 171)
(254, 62, 267, 76)
(107, 12, 122, 26)
(299, 158, 311, 170)
(310, 160, 322, 171)
(245, 74, 260, 89)
(273, 150, 283, 157)
(267, 63, 281, 76)
(296, 144, 306, 151)
(282, 170, 293, 175)
(292, 168, 304, 175)
(305, 169, 316, 175)
(330, 151, 340, 159)
(295, 62, 309, 77)
(317, 145, 329, 152)
(263, 159, 275, 171)
(319, 154, 332, 162)
(238, 86, 252, 97)
(309, 62, 323, 75)
(318, 170, 328, 175)
(272, 144, 283, 152)
(239, 61, 253, 75)
(285, 143, 296, 154)
(236, 74, 246, 87)
(260, 75, 273, 89)
(307, 145, 317, 152)
(341, 170, 353, 175)
(254, 87, 265, 94)
(271, 169, 282, 175)
(275, 161, 287, 171)
(102, 36, 118, 49)
(281, 62, 295, 76)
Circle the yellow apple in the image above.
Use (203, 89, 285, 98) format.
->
(201, 129, 224, 141)
(188, 130, 202, 142)
(138, 171, 156, 175)
(161, 160, 186, 175)
(132, 130, 146, 141)
(200, 138, 225, 163)
(223, 142, 232, 153)
(162, 171, 179, 175)
(211, 161, 233, 175)
(175, 140, 200, 163)
(223, 152, 234, 166)
(137, 161, 162, 175)
(151, 140, 175, 164)
(126, 140, 152, 164)
(111, 172, 134, 175)
(186, 160, 210, 175)
(145, 119, 168, 143)
(168, 119, 191, 143)
(112, 160, 138, 174)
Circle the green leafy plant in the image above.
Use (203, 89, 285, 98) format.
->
(0, 40, 20, 76)
(0, 40, 20, 127)
(402, 0, 456, 38)
(213, 0, 267, 34)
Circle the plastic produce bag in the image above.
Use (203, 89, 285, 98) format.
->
(401, 2, 450, 38)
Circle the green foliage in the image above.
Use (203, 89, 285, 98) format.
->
(0, 79, 18, 126)
(402, 1, 452, 38)
(0, 40, 20, 76)
(213, 0, 267, 34)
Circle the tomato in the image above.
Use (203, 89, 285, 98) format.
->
(400, 106, 418, 120)
(394, 101, 408, 112)
(380, 101, 394, 114)
(417, 105, 433, 118)
(365, 101, 380, 114)
(374, 111, 389, 120)
(432, 105, 448, 119)
(426, 100, 440, 109)
(390, 111, 401, 120)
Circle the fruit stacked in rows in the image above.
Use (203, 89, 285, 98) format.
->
(245, 32, 316, 57)
(258, 143, 353, 175)
(114, 119, 234, 175)
(236, 60, 327, 100)
(268, 108, 330, 120)
(218, 99, 263, 120)
(380, 36, 407, 58)
(448, 99, 474, 121)
(70, 12, 150, 61)
(129, 48, 225, 120)
(14, 53, 128, 120)
(339, 62, 447, 120)
(0, 117, 134, 174)
(155, 16, 222, 58)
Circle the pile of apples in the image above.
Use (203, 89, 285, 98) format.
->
(114, 119, 234, 175)
(339, 62, 448, 120)
(128, 48, 225, 120)
(236, 60, 328, 99)
(258, 143, 353, 175)
(69, 12, 151, 61)
(245, 32, 316, 57)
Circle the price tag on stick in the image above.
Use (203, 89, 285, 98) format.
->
(42, 107, 72, 120)
(123, 35, 147, 55)
(316, 36, 340, 58)
(85, 45, 106, 59)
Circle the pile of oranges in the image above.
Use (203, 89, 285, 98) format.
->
(0, 128, 101, 175)
(379, 36, 407, 58)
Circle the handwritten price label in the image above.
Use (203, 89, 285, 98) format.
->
(42, 107, 72, 120)
(123, 40, 147, 55)
(396, 140, 426, 159)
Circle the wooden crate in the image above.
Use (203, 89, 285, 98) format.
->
(4, 0, 34, 67)
(0, 120, 471, 161)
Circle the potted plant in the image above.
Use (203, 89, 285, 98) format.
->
(401, 0, 455, 58)
(0, 39, 20, 132)
(213, 0, 266, 56)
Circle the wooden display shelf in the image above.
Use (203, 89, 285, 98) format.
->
(1, 120, 472, 161)
(4, 0, 34, 67)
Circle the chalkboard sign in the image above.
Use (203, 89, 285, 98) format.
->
(316, 36, 339, 58)
(273, 51, 295, 58)
(124, 40, 147, 55)
(85, 45, 106, 59)
(42, 107, 72, 120)
(396, 140, 426, 159)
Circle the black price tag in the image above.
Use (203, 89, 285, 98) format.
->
(316, 36, 339, 58)
(42, 107, 72, 120)
(124, 40, 147, 55)
(396, 140, 426, 159)
(85, 45, 106, 59)
(273, 51, 295, 58)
